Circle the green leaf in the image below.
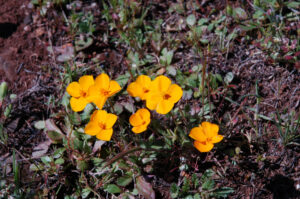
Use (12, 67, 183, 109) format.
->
(117, 175, 133, 187)
(198, 18, 208, 26)
(29, 164, 41, 171)
(212, 187, 234, 197)
(160, 48, 173, 66)
(12, 150, 19, 189)
(239, 24, 257, 31)
(106, 184, 121, 194)
(82, 188, 91, 199)
(41, 156, 52, 164)
(0, 82, 8, 101)
(194, 193, 201, 199)
(113, 103, 123, 115)
(116, 72, 131, 87)
(167, 66, 177, 76)
(77, 160, 89, 171)
(224, 72, 234, 84)
(170, 183, 179, 198)
(202, 179, 215, 190)
(4, 104, 12, 118)
(53, 148, 65, 158)
(70, 112, 81, 125)
(122, 102, 135, 113)
(186, 14, 196, 26)
(75, 36, 93, 51)
(80, 103, 94, 122)
(61, 92, 70, 109)
(285, 2, 300, 9)
(31, 0, 39, 5)
(47, 131, 64, 144)
(201, 169, 214, 182)
(55, 158, 65, 165)
(233, 7, 248, 20)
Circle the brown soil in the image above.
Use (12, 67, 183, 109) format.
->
(0, 0, 50, 93)
(0, 0, 54, 156)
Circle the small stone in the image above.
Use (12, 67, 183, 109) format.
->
(24, 25, 31, 32)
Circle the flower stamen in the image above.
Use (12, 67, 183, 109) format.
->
(98, 123, 106, 130)
(163, 94, 171, 100)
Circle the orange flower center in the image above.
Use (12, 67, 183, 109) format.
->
(98, 122, 106, 130)
(163, 93, 171, 100)
(80, 90, 87, 98)
(143, 88, 150, 93)
(101, 89, 110, 97)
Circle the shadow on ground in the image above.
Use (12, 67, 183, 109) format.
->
(0, 23, 17, 38)
(266, 174, 300, 199)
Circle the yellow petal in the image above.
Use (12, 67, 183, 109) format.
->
(90, 110, 99, 121)
(96, 129, 113, 141)
(85, 121, 101, 136)
(136, 75, 152, 88)
(152, 75, 171, 93)
(95, 73, 110, 90)
(78, 75, 94, 91)
(88, 85, 100, 99)
(66, 82, 81, 98)
(156, 100, 174, 114)
(70, 97, 88, 112)
(97, 110, 108, 124)
(127, 82, 143, 97)
(129, 112, 144, 126)
(93, 96, 108, 110)
(194, 141, 214, 152)
(132, 124, 148, 134)
(137, 108, 150, 121)
(211, 135, 223, 143)
(146, 92, 162, 110)
(201, 122, 219, 138)
(140, 89, 152, 101)
(189, 126, 207, 142)
(108, 80, 121, 96)
(167, 84, 183, 103)
(105, 113, 118, 128)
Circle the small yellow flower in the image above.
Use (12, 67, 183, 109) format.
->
(66, 75, 94, 112)
(146, 75, 183, 114)
(189, 122, 223, 152)
(129, 108, 151, 134)
(85, 110, 118, 141)
(127, 75, 152, 100)
(88, 73, 121, 109)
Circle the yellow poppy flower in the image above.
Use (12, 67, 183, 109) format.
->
(189, 122, 223, 152)
(84, 110, 118, 141)
(66, 75, 94, 112)
(88, 73, 121, 109)
(146, 75, 183, 114)
(129, 108, 151, 134)
(127, 75, 152, 100)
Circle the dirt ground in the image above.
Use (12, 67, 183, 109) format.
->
(0, 0, 299, 198)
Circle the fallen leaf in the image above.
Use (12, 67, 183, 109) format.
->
(136, 176, 155, 199)
(31, 139, 51, 159)
(93, 140, 105, 153)
(49, 43, 74, 62)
